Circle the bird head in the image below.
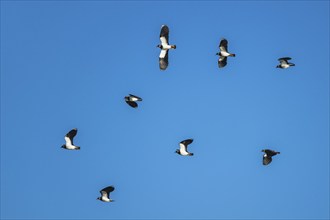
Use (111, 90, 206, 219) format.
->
(216, 52, 220, 56)
(175, 149, 180, 154)
(157, 44, 162, 49)
(276, 65, 281, 68)
(61, 145, 66, 149)
(96, 197, 101, 200)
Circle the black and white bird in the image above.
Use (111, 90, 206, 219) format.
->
(157, 25, 176, 70)
(61, 128, 80, 150)
(176, 139, 194, 156)
(276, 57, 295, 69)
(262, 149, 280, 165)
(97, 186, 115, 202)
(125, 94, 142, 108)
(216, 38, 236, 68)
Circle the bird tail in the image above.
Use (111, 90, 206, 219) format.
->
(277, 152, 281, 154)
(76, 146, 81, 150)
(172, 45, 177, 49)
(230, 53, 236, 57)
(189, 153, 194, 156)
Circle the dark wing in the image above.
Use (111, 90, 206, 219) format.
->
(66, 128, 77, 142)
(219, 39, 228, 52)
(101, 186, 115, 194)
(160, 25, 169, 44)
(180, 139, 193, 146)
(129, 94, 142, 101)
(263, 156, 272, 165)
(278, 57, 291, 64)
(278, 57, 291, 61)
(126, 100, 138, 108)
(264, 149, 277, 157)
(100, 186, 115, 198)
(218, 56, 227, 68)
(159, 51, 169, 70)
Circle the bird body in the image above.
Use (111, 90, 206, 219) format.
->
(217, 38, 235, 68)
(262, 149, 280, 165)
(61, 128, 80, 150)
(97, 186, 115, 202)
(176, 139, 194, 156)
(125, 94, 142, 108)
(157, 25, 176, 70)
(277, 57, 295, 69)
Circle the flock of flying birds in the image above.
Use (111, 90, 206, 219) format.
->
(61, 24, 295, 203)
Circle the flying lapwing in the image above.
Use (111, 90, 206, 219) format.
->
(262, 149, 280, 165)
(216, 38, 236, 68)
(97, 186, 115, 202)
(61, 128, 80, 150)
(176, 139, 194, 156)
(276, 57, 295, 69)
(157, 25, 176, 70)
(125, 94, 142, 108)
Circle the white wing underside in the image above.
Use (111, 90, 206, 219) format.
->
(220, 51, 231, 57)
(65, 136, 73, 146)
(159, 49, 167, 58)
(102, 195, 110, 202)
(160, 36, 168, 45)
(220, 46, 227, 52)
(130, 97, 139, 101)
(64, 136, 77, 149)
(179, 143, 189, 155)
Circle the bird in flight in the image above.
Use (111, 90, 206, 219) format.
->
(276, 57, 295, 69)
(157, 25, 176, 70)
(61, 128, 80, 150)
(216, 38, 236, 68)
(261, 149, 280, 165)
(97, 186, 115, 202)
(176, 139, 194, 156)
(125, 94, 143, 108)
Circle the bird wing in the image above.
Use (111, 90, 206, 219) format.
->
(129, 94, 142, 101)
(278, 57, 291, 64)
(160, 25, 169, 45)
(219, 39, 228, 52)
(159, 49, 167, 58)
(264, 149, 277, 157)
(181, 139, 193, 146)
(126, 100, 138, 108)
(159, 51, 169, 70)
(263, 156, 272, 165)
(278, 57, 291, 61)
(179, 139, 193, 153)
(101, 186, 115, 193)
(64, 136, 73, 146)
(65, 129, 77, 145)
(218, 56, 227, 68)
(100, 186, 115, 199)
(179, 143, 189, 154)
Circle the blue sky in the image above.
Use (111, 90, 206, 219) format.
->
(1, 1, 329, 219)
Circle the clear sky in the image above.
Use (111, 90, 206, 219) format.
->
(1, 1, 329, 219)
